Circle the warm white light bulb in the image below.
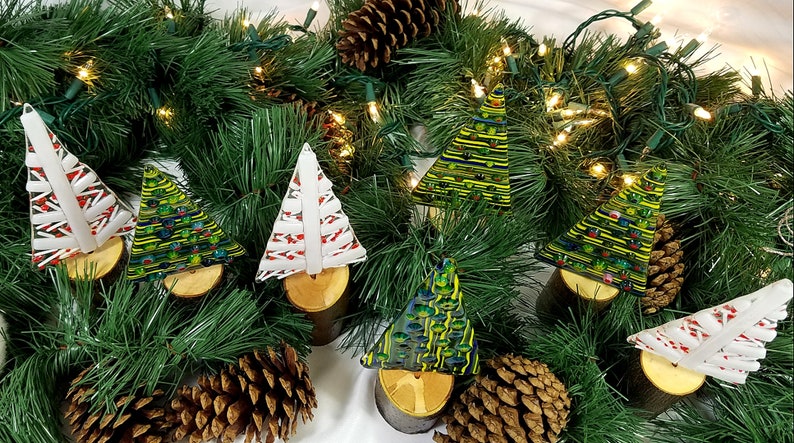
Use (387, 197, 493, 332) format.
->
(166, 12, 174, 19)
(471, 79, 485, 99)
(623, 175, 636, 186)
(492, 56, 502, 64)
(409, 172, 419, 189)
(546, 93, 562, 110)
(696, 30, 710, 44)
(693, 106, 712, 120)
(749, 66, 760, 76)
(254, 66, 263, 74)
(625, 63, 639, 75)
(590, 163, 607, 178)
(158, 107, 173, 119)
(78, 68, 89, 79)
(537, 43, 547, 56)
(311, 1, 320, 11)
(555, 132, 568, 143)
(243, 19, 251, 28)
(368, 102, 380, 122)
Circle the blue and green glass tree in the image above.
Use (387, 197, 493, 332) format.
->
(361, 258, 479, 375)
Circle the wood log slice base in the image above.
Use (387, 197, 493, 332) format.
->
(284, 266, 350, 346)
(374, 369, 454, 434)
(626, 350, 706, 418)
(162, 264, 224, 299)
(63, 236, 126, 283)
(536, 268, 620, 321)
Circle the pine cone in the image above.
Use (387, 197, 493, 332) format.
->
(170, 343, 317, 443)
(434, 355, 571, 443)
(641, 214, 685, 314)
(336, 0, 460, 71)
(64, 369, 174, 443)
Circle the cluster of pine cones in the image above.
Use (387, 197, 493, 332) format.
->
(65, 343, 316, 443)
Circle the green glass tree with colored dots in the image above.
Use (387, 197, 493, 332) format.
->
(360, 258, 479, 375)
(126, 165, 245, 285)
(411, 84, 511, 215)
(534, 165, 667, 297)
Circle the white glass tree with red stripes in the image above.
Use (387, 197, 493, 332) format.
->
(256, 143, 366, 281)
(627, 279, 792, 384)
(21, 104, 135, 269)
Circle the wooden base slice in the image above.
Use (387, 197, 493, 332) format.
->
(626, 350, 706, 417)
(162, 264, 224, 299)
(63, 236, 125, 281)
(375, 369, 454, 434)
(536, 268, 620, 320)
(284, 266, 350, 346)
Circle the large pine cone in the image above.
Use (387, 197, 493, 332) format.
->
(170, 343, 317, 443)
(336, 0, 460, 71)
(434, 355, 571, 443)
(641, 214, 685, 314)
(64, 369, 174, 443)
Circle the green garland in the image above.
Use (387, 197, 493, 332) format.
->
(0, 0, 791, 441)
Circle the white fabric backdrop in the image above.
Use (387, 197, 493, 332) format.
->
(201, 1, 792, 442)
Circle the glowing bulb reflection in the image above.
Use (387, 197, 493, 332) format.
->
(623, 175, 636, 186)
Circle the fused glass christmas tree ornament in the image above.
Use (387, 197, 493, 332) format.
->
(535, 165, 667, 297)
(126, 165, 245, 283)
(21, 103, 135, 269)
(361, 258, 479, 376)
(628, 279, 793, 384)
(256, 143, 367, 281)
(412, 84, 511, 215)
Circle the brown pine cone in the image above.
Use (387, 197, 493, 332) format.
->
(641, 214, 685, 314)
(336, 0, 460, 71)
(64, 369, 174, 443)
(170, 343, 317, 443)
(434, 354, 571, 443)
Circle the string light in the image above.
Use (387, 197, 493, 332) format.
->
(471, 79, 486, 102)
(630, 0, 653, 16)
(65, 59, 95, 100)
(686, 103, 712, 120)
(680, 29, 710, 58)
(749, 66, 763, 97)
(163, 6, 176, 34)
(242, 18, 251, 28)
(589, 162, 609, 179)
(623, 174, 637, 186)
(502, 39, 518, 73)
(158, 107, 173, 118)
(303, 1, 320, 29)
(636, 13, 663, 37)
(537, 43, 547, 57)
(546, 92, 562, 111)
(608, 60, 640, 86)
(409, 171, 420, 189)
(254, 66, 263, 74)
(365, 82, 380, 123)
